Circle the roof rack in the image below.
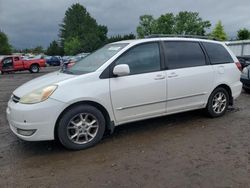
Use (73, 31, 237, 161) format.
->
(145, 34, 219, 41)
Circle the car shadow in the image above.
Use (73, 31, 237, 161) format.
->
(12, 109, 205, 155)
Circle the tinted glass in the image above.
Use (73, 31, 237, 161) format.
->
(202, 42, 233, 64)
(115, 42, 161, 75)
(164, 41, 206, 69)
(65, 43, 128, 75)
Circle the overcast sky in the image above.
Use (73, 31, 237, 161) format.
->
(0, 0, 250, 49)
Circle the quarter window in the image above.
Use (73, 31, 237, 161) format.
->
(202, 42, 233, 64)
(115, 42, 161, 75)
(164, 41, 206, 69)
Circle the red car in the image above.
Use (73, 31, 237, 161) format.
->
(0, 56, 46, 74)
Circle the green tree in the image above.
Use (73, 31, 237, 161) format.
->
(46, 40, 64, 56)
(136, 12, 211, 38)
(0, 30, 12, 55)
(59, 3, 108, 53)
(210, 21, 228, 41)
(237, 28, 250, 40)
(64, 37, 81, 55)
(155, 13, 175, 34)
(32, 46, 44, 54)
(136, 15, 157, 38)
(174, 11, 211, 35)
(108, 33, 136, 43)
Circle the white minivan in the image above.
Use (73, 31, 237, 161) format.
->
(6, 37, 242, 150)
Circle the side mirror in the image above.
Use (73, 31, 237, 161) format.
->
(113, 64, 130, 77)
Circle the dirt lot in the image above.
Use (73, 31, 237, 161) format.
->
(0, 67, 250, 188)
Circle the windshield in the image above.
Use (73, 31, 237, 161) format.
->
(63, 43, 128, 75)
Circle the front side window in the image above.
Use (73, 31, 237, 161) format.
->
(164, 41, 206, 69)
(202, 42, 234, 64)
(115, 42, 161, 75)
(65, 43, 128, 75)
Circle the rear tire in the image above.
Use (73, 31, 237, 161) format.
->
(57, 105, 106, 150)
(29, 64, 40, 73)
(206, 87, 229, 118)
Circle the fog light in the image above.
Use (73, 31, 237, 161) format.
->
(17, 128, 36, 136)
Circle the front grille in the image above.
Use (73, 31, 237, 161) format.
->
(12, 95, 20, 103)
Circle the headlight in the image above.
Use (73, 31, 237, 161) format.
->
(19, 85, 57, 104)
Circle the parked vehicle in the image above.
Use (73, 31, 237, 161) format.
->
(62, 56, 73, 63)
(46, 56, 62, 66)
(62, 55, 89, 70)
(241, 65, 250, 93)
(0, 56, 46, 74)
(6, 37, 242, 150)
(237, 55, 250, 69)
(76, 52, 90, 59)
(0, 56, 5, 61)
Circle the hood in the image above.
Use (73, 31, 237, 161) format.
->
(13, 71, 76, 97)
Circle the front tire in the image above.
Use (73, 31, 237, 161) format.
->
(206, 87, 229, 118)
(57, 105, 106, 150)
(29, 64, 40, 73)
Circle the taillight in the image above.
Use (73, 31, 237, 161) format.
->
(235, 62, 242, 72)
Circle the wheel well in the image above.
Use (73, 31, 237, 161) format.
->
(54, 101, 113, 140)
(30, 63, 39, 68)
(214, 84, 233, 105)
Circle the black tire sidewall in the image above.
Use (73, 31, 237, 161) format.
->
(206, 87, 229, 118)
(57, 105, 106, 150)
(30, 64, 39, 73)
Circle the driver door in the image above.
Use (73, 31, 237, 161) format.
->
(13, 56, 23, 70)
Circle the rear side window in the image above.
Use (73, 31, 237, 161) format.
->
(202, 42, 234, 64)
(163, 41, 206, 69)
(115, 42, 161, 75)
(14, 57, 19, 61)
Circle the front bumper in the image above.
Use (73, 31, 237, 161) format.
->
(6, 98, 65, 141)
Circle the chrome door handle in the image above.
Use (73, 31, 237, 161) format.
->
(154, 74, 165, 80)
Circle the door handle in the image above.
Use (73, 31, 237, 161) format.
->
(168, 72, 178, 78)
(154, 74, 165, 80)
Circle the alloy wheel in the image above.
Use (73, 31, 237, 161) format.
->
(212, 92, 227, 114)
(66, 113, 99, 144)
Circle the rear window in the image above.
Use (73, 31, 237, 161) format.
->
(202, 42, 234, 64)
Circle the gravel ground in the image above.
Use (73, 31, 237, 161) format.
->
(0, 67, 250, 188)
